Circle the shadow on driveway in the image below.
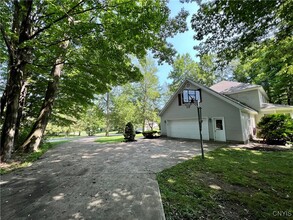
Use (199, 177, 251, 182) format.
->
(1, 137, 220, 220)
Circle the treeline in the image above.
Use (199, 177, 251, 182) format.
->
(46, 56, 162, 137)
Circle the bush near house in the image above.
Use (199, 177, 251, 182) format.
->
(142, 130, 159, 138)
(257, 114, 293, 145)
(123, 122, 136, 141)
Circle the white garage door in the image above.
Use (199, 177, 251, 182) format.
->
(167, 119, 209, 140)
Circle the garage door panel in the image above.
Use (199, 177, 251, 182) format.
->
(167, 119, 209, 140)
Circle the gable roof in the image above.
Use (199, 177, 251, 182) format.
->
(210, 81, 259, 93)
(159, 79, 258, 116)
(210, 80, 268, 99)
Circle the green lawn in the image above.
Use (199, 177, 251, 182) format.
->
(95, 133, 143, 143)
(157, 147, 293, 220)
(0, 141, 68, 174)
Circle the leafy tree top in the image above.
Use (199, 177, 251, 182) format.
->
(190, 0, 292, 63)
(0, 0, 189, 123)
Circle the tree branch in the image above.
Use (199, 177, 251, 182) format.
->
(39, 36, 74, 48)
(29, 0, 86, 40)
(0, 24, 13, 59)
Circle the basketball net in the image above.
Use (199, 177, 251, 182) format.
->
(184, 102, 191, 108)
(185, 97, 201, 108)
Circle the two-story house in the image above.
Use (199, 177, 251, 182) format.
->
(210, 81, 293, 123)
(159, 79, 293, 143)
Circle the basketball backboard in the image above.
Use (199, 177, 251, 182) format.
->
(182, 89, 201, 104)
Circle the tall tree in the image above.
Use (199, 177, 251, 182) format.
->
(234, 37, 293, 105)
(191, 0, 292, 63)
(80, 105, 105, 136)
(110, 86, 137, 132)
(0, 0, 188, 161)
(135, 56, 160, 132)
(190, 0, 292, 105)
(0, 0, 33, 160)
(168, 53, 218, 92)
(21, 40, 69, 152)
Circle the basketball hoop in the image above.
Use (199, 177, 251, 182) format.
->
(182, 88, 204, 159)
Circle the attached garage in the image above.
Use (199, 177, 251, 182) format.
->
(160, 79, 260, 143)
(166, 118, 209, 140)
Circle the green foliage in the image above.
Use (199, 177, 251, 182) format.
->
(46, 104, 105, 137)
(257, 114, 293, 145)
(168, 53, 226, 92)
(110, 87, 138, 132)
(133, 56, 161, 131)
(157, 148, 293, 219)
(142, 130, 158, 139)
(188, 0, 292, 105)
(191, 0, 292, 63)
(234, 37, 293, 105)
(46, 124, 68, 136)
(124, 122, 135, 141)
(80, 105, 105, 136)
(0, 0, 189, 157)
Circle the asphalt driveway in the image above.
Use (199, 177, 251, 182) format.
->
(0, 137, 220, 220)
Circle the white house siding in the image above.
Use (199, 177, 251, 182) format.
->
(161, 83, 245, 142)
(240, 111, 256, 143)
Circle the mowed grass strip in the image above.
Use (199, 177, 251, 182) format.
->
(95, 134, 143, 144)
(157, 147, 293, 220)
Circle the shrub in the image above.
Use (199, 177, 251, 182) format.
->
(257, 114, 293, 145)
(124, 122, 135, 141)
(142, 130, 158, 139)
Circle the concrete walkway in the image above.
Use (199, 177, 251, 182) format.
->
(1, 137, 219, 220)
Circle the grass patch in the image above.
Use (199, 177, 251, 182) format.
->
(157, 147, 293, 220)
(95, 134, 143, 143)
(0, 141, 67, 174)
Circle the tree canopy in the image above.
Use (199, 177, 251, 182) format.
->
(168, 53, 226, 92)
(190, 0, 293, 105)
(0, 0, 189, 161)
(234, 37, 293, 105)
(191, 0, 293, 63)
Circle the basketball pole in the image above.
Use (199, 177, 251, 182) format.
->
(197, 101, 204, 159)
(185, 90, 204, 159)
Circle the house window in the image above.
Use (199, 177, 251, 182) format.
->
(216, 120, 223, 130)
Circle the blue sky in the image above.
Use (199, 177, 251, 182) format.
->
(156, 1, 200, 84)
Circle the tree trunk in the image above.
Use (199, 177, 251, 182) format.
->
(0, 85, 8, 117)
(0, 1, 33, 161)
(142, 117, 146, 133)
(21, 56, 66, 152)
(105, 92, 110, 137)
(14, 81, 28, 150)
(141, 97, 146, 132)
(0, 66, 23, 161)
(148, 121, 153, 131)
(142, 85, 147, 133)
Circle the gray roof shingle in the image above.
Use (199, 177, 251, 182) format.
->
(210, 81, 260, 94)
